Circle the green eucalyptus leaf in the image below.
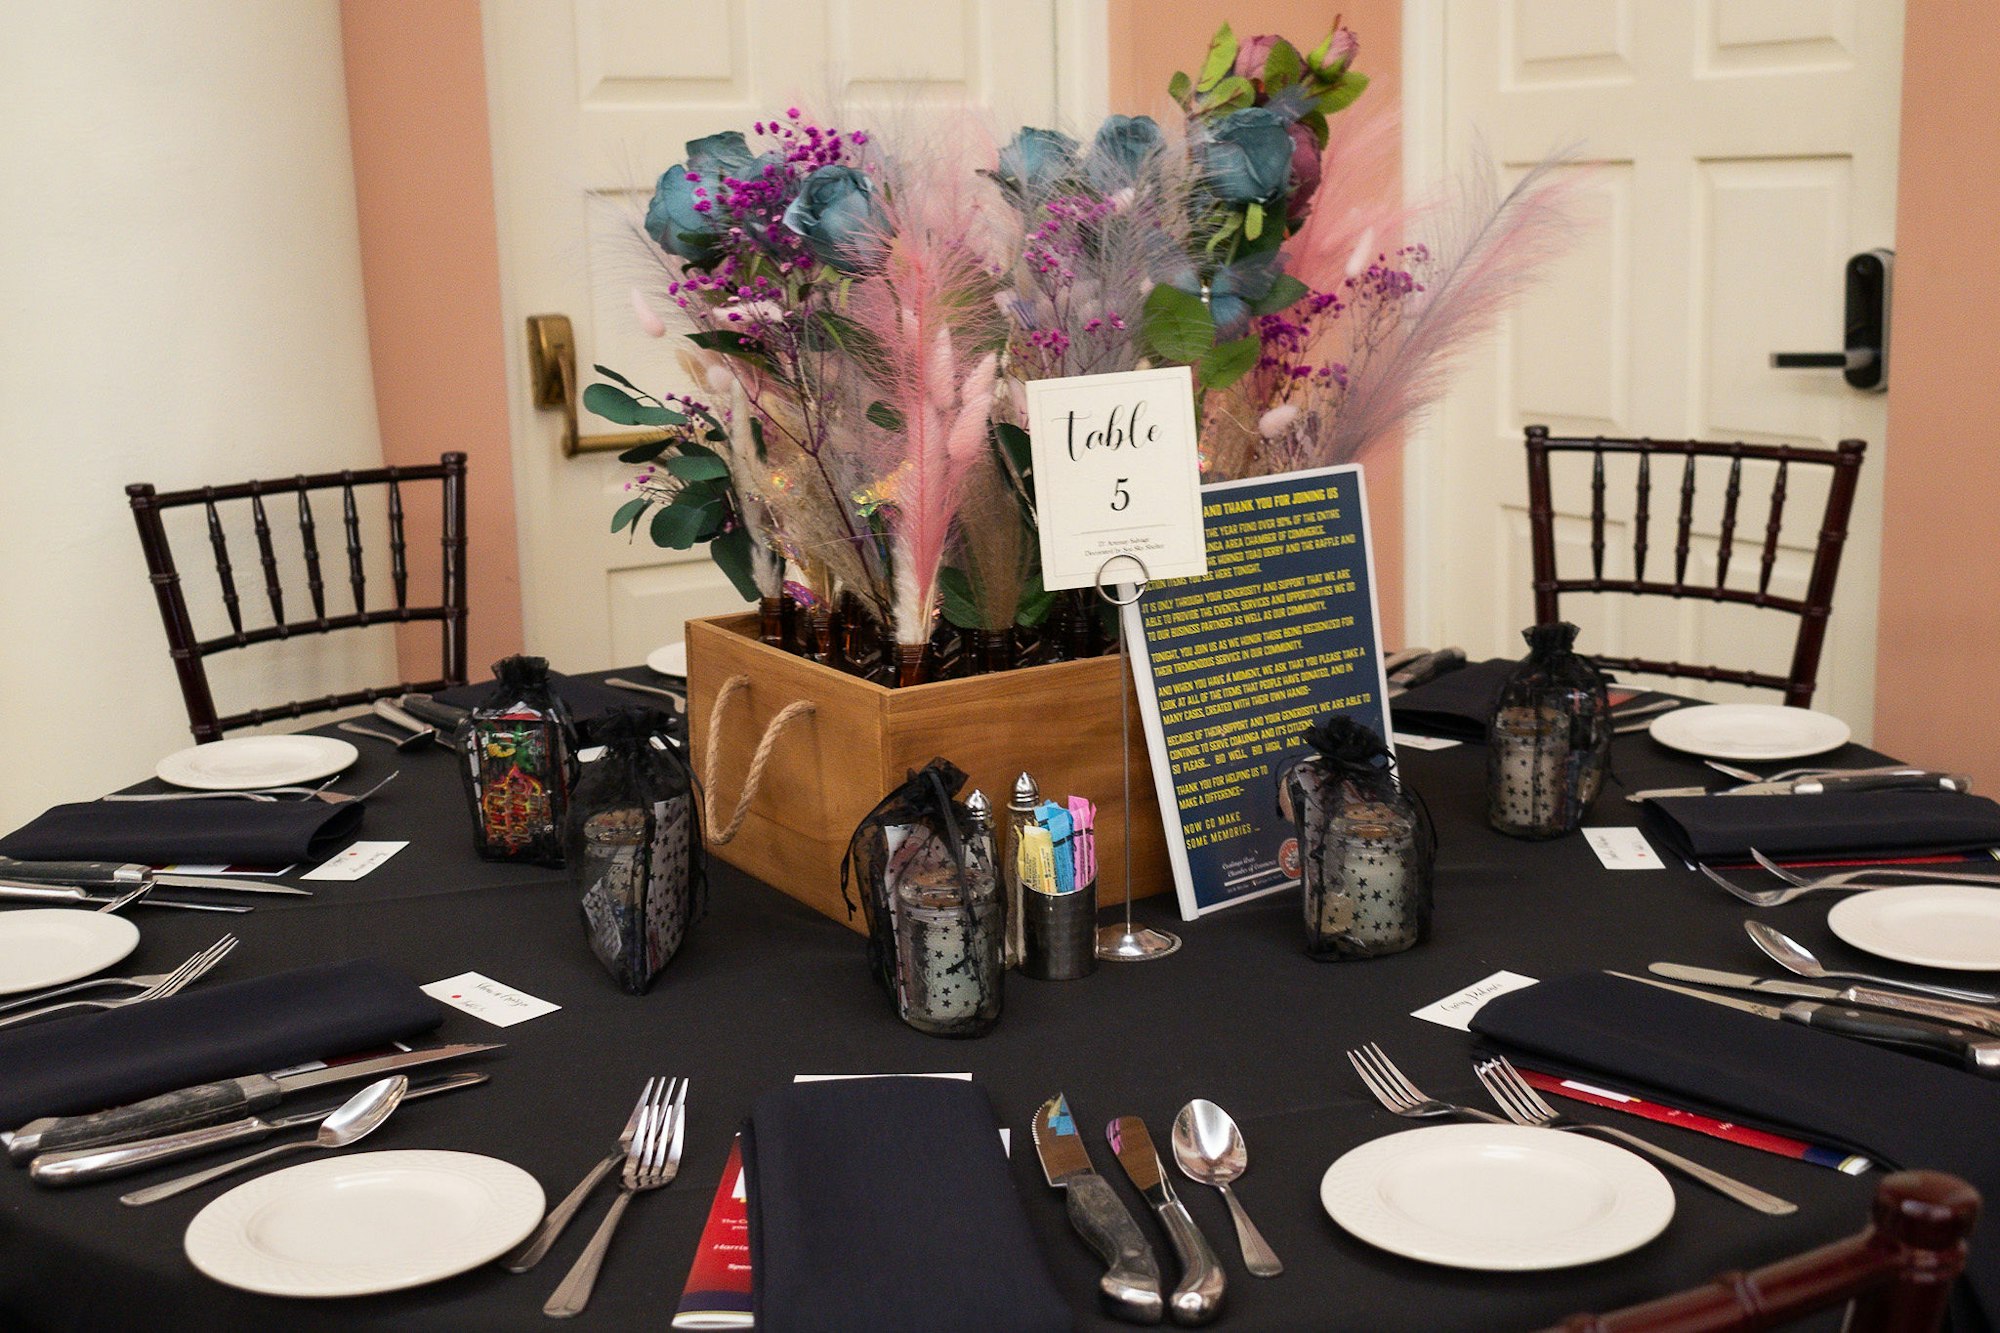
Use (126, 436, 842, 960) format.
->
(611, 497, 649, 534)
(1196, 22, 1237, 92)
(1141, 283, 1217, 363)
(664, 453, 732, 482)
(1197, 335, 1260, 391)
(1262, 39, 1303, 88)
(1168, 69, 1193, 102)
(865, 400, 907, 433)
(1015, 573, 1054, 628)
(708, 526, 761, 602)
(685, 329, 770, 367)
(937, 566, 980, 629)
(1299, 109, 1330, 149)
(1244, 201, 1265, 242)
(582, 383, 685, 428)
(617, 438, 671, 464)
(591, 364, 646, 394)
(1318, 71, 1368, 115)
(650, 501, 709, 551)
(1252, 274, 1312, 316)
(993, 422, 1033, 477)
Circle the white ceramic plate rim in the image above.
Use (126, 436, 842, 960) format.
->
(156, 736, 360, 790)
(1319, 1124, 1674, 1271)
(1648, 703, 1851, 761)
(646, 641, 688, 678)
(183, 1150, 544, 1298)
(0, 909, 141, 995)
(1827, 883, 2000, 971)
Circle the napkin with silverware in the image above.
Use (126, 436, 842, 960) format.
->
(740, 1077, 1069, 1333)
(1385, 658, 1520, 740)
(1473, 970, 2000, 1330)
(0, 958, 443, 1126)
(434, 670, 641, 725)
(0, 795, 364, 867)
(1639, 789, 2000, 863)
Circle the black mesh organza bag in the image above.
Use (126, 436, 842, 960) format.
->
(1281, 715, 1435, 959)
(1485, 622, 1611, 839)
(841, 759, 1003, 1038)
(565, 708, 705, 994)
(460, 654, 577, 865)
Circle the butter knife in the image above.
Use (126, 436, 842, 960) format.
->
(29, 1071, 487, 1185)
(1108, 1115, 1224, 1326)
(1032, 1095, 1163, 1325)
(1650, 963, 2000, 1036)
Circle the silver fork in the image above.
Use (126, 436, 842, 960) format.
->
(1750, 848, 2000, 890)
(0, 934, 237, 1030)
(0, 936, 225, 1013)
(502, 1079, 657, 1272)
(544, 1076, 686, 1317)
(1471, 1054, 1795, 1215)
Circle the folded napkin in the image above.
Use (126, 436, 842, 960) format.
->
(1640, 789, 2000, 862)
(1472, 971, 2000, 1330)
(740, 1078, 1069, 1333)
(435, 670, 643, 724)
(1386, 658, 1518, 740)
(0, 796, 363, 868)
(0, 958, 443, 1125)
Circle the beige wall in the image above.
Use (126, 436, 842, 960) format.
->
(341, 0, 524, 678)
(1875, 8, 2000, 790)
(1108, 0, 1406, 648)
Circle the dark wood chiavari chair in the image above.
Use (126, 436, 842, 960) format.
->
(126, 452, 468, 742)
(1543, 1170, 1978, 1333)
(1525, 426, 1867, 708)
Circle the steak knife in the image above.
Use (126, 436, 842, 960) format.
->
(1650, 963, 2000, 1036)
(1107, 1116, 1225, 1326)
(1626, 770, 1969, 802)
(5, 1042, 501, 1163)
(1608, 972, 2000, 1075)
(0, 882, 250, 912)
(0, 858, 310, 896)
(29, 1071, 487, 1185)
(1031, 1095, 1163, 1326)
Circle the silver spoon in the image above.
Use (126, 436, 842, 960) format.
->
(119, 1075, 409, 1206)
(1745, 921, 2000, 1006)
(1170, 1099, 1282, 1277)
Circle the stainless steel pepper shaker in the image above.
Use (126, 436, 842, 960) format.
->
(1004, 771, 1040, 969)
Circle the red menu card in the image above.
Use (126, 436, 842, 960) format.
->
(672, 1135, 753, 1329)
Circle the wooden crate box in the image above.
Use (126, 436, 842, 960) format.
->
(686, 613, 1171, 932)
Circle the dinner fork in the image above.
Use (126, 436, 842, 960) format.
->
(0, 936, 226, 1013)
(545, 1076, 686, 1318)
(0, 934, 237, 1030)
(502, 1079, 656, 1272)
(1699, 860, 2000, 909)
(1750, 848, 2000, 890)
(1470, 1054, 1796, 1215)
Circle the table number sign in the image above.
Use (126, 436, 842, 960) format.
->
(1124, 466, 1392, 917)
(1024, 367, 1209, 591)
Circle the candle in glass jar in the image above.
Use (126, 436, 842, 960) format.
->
(1490, 704, 1570, 835)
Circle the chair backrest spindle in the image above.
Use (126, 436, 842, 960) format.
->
(250, 489, 285, 628)
(201, 494, 244, 640)
(1714, 453, 1743, 589)
(1759, 460, 1789, 597)
(1674, 449, 1697, 587)
(1632, 453, 1651, 583)
(341, 477, 366, 614)
(1589, 444, 1607, 582)
(297, 485, 326, 624)
(388, 477, 409, 611)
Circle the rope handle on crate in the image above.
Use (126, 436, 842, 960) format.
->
(699, 673, 817, 845)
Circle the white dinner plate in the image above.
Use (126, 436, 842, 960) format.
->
(0, 909, 141, 996)
(156, 736, 359, 790)
(1648, 703, 1851, 761)
(184, 1150, 543, 1298)
(1319, 1124, 1674, 1271)
(646, 641, 688, 678)
(1828, 884, 2000, 971)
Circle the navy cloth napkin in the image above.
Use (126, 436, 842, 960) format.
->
(434, 671, 648, 725)
(0, 959, 443, 1125)
(1472, 971, 2000, 1331)
(740, 1077, 1070, 1333)
(1639, 790, 2000, 862)
(1386, 658, 1518, 740)
(0, 797, 363, 868)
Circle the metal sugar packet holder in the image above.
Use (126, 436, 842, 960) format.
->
(1093, 552, 1181, 962)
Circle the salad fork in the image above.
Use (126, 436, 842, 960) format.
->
(1470, 1054, 1795, 1214)
(502, 1078, 657, 1272)
(545, 1076, 686, 1317)
(0, 937, 227, 1013)
(0, 934, 237, 1030)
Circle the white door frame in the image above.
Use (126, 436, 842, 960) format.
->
(1400, 0, 1448, 645)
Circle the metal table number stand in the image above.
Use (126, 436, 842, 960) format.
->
(1093, 553, 1181, 962)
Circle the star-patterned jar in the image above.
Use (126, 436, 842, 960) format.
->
(1485, 622, 1610, 839)
(1284, 716, 1434, 960)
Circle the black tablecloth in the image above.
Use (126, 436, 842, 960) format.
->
(0, 677, 1964, 1331)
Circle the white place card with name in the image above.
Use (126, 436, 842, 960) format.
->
(1412, 970, 1540, 1031)
(302, 840, 408, 881)
(1583, 827, 1666, 871)
(422, 971, 561, 1027)
(1392, 732, 1462, 752)
(1024, 367, 1208, 591)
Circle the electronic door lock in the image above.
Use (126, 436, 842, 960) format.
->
(1769, 249, 1892, 392)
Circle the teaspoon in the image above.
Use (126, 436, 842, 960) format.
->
(1746, 921, 2000, 1006)
(1170, 1099, 1282, 1277)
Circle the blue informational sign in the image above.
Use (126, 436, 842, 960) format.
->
(1122, 466, 1391, 918)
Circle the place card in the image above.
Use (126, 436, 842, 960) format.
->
(1392, 732, 1462, 752)
(1583, 827, 1665, 871)
(422, 971, 560, 1027)
(1025, 367, 1208, 591)
(302, 840, 408, 881)
(1411, 970, 1539, 1031)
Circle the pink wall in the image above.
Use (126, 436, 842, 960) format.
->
(1874, 9, 2000, 790)
(341, 0, 523, 678)
(1109, 0, 1405, 649)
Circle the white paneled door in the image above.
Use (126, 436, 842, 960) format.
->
(1409, 0, 1902, 736)
(483, 0, 1076, 672)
